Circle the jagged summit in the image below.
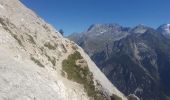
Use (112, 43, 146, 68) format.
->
(158, 24, 170, 31)
(69, 23, 131, 56)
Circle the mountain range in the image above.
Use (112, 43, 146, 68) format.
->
(69, 23, 170, 100)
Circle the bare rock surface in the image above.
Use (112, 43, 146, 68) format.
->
(0, 0, 127, 100)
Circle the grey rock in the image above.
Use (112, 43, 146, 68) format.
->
(69, 23, 170, 100)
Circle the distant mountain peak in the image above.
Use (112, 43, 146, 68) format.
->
(158, 24, 170, 32)
(135, 24, 146, 28)
(157, 24, 170, 38)
(87, 23, 121, 32)
(131, 24, 151, 34)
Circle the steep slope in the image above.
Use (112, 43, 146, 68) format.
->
(0, 0, 127, 100)
(69, 24, 170, 100)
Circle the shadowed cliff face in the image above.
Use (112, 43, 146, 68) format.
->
(69, 24, 170, 100)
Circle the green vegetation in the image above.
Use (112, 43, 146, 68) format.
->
(31, 56, 45, 68)
(110, 94, 122, 100)
(62, 51, 104, 100)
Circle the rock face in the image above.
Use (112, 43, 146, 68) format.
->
(0, 0, 127, 100)
(69, 23, 170, 100)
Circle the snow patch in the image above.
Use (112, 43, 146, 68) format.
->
(158, 24, 170, 39)
(133, 43, 141, 61)
(165, 25, 170, 33)
(167, 24, 170, 26)
(96, 30, 107, 36)
(161, 24, 170, 34)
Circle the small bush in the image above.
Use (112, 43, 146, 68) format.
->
(59, 29, 64, 36)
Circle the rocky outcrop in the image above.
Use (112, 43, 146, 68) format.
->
(0, 0, 127, 100)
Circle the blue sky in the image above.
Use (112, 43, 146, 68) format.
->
(21, 0, 170, 35)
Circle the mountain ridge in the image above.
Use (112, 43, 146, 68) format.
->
(68, 23, 170, 100)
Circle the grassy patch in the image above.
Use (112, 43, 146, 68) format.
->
(62, 51, 104, 100)
(31, 57, 45, 68)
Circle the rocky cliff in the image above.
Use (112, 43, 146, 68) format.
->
(0, 0, 127, 100)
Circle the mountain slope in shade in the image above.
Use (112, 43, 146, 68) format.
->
(68, 23, 170, 100)
(0, 0, 128, 100)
